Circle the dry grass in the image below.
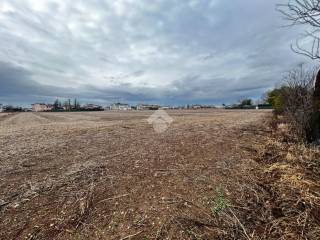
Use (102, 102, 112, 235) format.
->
(175, 115, 320, 240)
(263, 123, 320, 239)
(3, 110, 318, 239)
(230, 117, 320, 240)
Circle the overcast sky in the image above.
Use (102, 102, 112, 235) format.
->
(0, 0, 312, 106)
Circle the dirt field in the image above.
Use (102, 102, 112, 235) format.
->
(0, 110, 270, 240)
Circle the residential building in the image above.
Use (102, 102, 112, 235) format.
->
(110, 103, 131, 111)
(191, 105, 202, 109)
(82, 104, 103, 111)
(32, 103, 53, 112)
(136, 104, 160, 110)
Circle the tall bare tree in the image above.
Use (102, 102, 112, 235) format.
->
(278, 0, 320, 59)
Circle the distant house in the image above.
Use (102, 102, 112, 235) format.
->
(110, 103, 131, 111)
(191, 105, 202, 109)
(137, 104, 160, 110)
(32, 103, 53, 112)
(82, 104, 103, 111)
(0, 104, 3, 112)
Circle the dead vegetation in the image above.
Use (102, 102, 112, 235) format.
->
(1, 110, 319, 239)
(210, 116, 320, 240)
(156, 115, 320, 240)
(251, 118, 320, 239)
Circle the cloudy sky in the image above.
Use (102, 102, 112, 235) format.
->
(0, 0, 311, 106)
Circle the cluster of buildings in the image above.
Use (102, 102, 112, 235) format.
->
(29, 102, 217, 112)
(31, 103, 103, 112)
(0, 101, 221, 113)
(0, 104, 25, 112)
(1, 100, 270, 113)
(109, 103, 164, 111)
(108, 103, 217, 111)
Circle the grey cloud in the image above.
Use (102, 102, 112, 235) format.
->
(0, 61, 161, 104)
(0, 0, 313, 105)
(0, 61, 74, 99)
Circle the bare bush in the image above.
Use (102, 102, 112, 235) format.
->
(281, 66, 316, 141)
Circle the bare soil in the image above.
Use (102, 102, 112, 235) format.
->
(0, 110, 270, 239)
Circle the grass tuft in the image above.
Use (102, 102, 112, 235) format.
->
(210, 187, 229, 215)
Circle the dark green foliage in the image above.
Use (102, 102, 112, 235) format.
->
(240, 98, 252, 106)
(267, 87, 288, 114)
(53, 99, 62, 111)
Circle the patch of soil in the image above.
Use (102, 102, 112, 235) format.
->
(0, 110, 270, 239)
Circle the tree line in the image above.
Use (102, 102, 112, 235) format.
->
(52, 99, 81, 111)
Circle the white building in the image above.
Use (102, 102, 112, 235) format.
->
(0, 104, 3, 112)
(192, 105, 202, 109)
(110, 103, 131, 111)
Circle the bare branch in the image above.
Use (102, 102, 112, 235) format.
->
(278, 0, 320, 59)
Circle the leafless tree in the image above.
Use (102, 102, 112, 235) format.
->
(278, 0, 320, 59)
